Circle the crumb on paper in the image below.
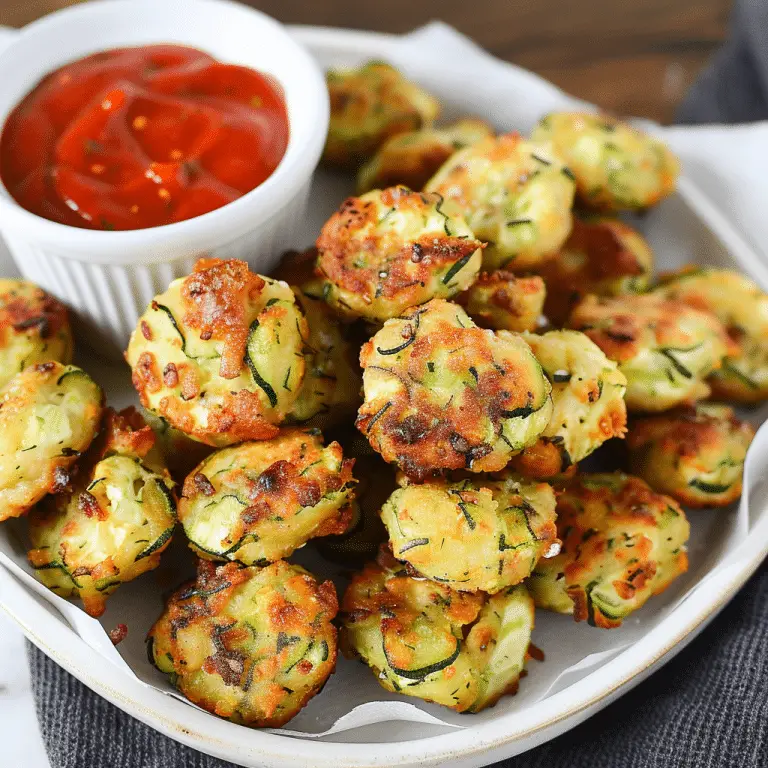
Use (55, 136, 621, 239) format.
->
(109, 624, 128, 645)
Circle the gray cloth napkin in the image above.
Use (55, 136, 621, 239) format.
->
(25, 0, 768, 765)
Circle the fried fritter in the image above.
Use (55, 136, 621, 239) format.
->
(538, 216, 654, 326)
(0, 279, 72, 389)
(178, 429, 356, 565)
(357, 299, 553, 479)
(27, 408, 176, 617)
(568, 294, 730, 412)
(285, 287, 362, 428)
(531, 111, 680, 211)
(509, 330, 627, 479)
(627, 404, 754, 508)
(381, 474, 557, 592)
(316, 186, 483, 322)
(149, 559, 338, 727)
(341, 547, 534, 712)
(126, 259, 309, 447)
(0, 362, 103, 521)
(356, 118, 494, 193)
(528, 473, 690, 628)
(655, 266, 768, 403)
(424, 133, 575, 271)
(460, 272, 546, 332)
(324, 61, 440, 169)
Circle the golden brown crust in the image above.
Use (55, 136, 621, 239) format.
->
(180, 260, 265, 380)
(459, 272, 545, 332)
(0, 282, 69, 347)
(149, 560, 338, 728)
(567, 293, 730, 412)
(627, 404, 754, 507)
(126, 259, 308, 446)
(357, 300, 552, 479)
(179, 429, 357, 565)
(316, 187, 483, 321)
(539, 217, 652, 325)
(528, 473, 690, 628)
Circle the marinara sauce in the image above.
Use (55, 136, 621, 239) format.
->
(0, 45, 289, 231)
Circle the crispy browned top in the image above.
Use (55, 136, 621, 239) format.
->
(540, 219, 647, 324)
(627, 405, 753, 458)
(181, 259, 266, 379)
(316, 187, 481, 303)
(341, 546, 484, 626)
(358, 301, 547, 479)
(0, 283, 69, 343)
(568, 294, 727, 362)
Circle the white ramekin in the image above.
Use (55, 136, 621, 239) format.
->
(0, 0, 329, 358)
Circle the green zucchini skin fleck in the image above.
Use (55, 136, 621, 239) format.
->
(627, 403, 754, 508)
(342, 548, 534, 712)
(178, 429, 357, 566)
(149, 559, 338, 727)
(381, 475, 557, 593)
(27, 408, 176, 617)
(358, 299, 552, 480)
(529, 473, 690, 628)
(126, 259, 309, 447)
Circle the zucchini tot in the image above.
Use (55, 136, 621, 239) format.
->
(568, 293, 730, 412)
(424, 133, 575, 271)
(126, 258, 309, 447)
(149, 559, 338, 727)
(27, 408, 176, 617)
(178, 428, 357, 565)
(459, 272, 546, 332)
(357, 299, 553, 479)
(627, 404, 754, 508)
(528, 473, 690, 628)
(655, 266, 768, 403)
(324, 61, 440, 170)
(509, 330, 627, 479)
(341, 547, 534, 713)
(381, 474, 557, 593)
(0, 362, 103, 521)
(356, 118, 494, 193)
(316, 186, 483, 322)
(538, 216, 654, 326)
(0, 278, 73, 389)
(285, 286, 362, 428)
(531, 111, 679, 211)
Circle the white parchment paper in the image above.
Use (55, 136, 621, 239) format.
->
(1, 21, 767, 745)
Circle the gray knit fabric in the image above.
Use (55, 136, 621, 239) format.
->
(27, 564, 768, 767)
(25, 1, 768, 765)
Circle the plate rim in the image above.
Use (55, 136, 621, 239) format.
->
(1, 22, 768, 768)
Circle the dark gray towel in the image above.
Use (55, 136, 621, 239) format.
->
(25, 0, 768, 765)
(27, 564, 768, 768)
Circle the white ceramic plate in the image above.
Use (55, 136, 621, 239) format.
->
(1, 23, 768, 768)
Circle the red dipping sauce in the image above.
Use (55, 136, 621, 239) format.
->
(0, 45, 289, 231)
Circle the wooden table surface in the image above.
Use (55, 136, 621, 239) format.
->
(1, 0, 732, 123)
